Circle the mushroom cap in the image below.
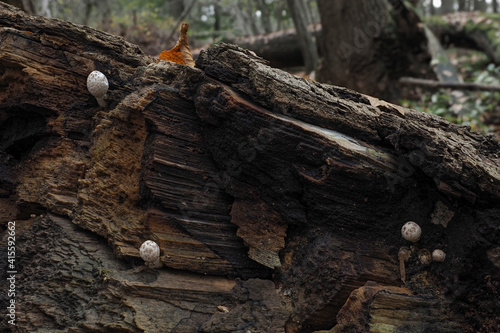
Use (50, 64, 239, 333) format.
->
(87, 70, 109, 98)
(432, 249, 446, 262)
(139, 240, 160, 263)
(401, 221, 422, 242)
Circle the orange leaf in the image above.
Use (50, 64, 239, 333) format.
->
(158, 23, 195, 66)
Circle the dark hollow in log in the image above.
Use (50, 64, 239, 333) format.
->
(0, 3, 499, 333)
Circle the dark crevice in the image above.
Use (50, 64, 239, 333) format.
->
(16, 201, 48, 220)
(0, 106, 58, 161)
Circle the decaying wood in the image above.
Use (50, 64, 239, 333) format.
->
(1, 3, 500, 332)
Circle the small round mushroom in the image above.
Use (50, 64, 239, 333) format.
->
(432, 249, 446, 262)
(87, 70, 108, 107)
(401, 221, 422, 242)
(139, 240, 162, 268)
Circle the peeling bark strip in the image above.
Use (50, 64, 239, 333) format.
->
(1, 3, 500, 332)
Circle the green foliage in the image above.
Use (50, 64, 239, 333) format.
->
(401, 51, 499, 134)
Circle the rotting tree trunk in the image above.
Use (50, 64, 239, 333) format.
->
(426, 11, 500, 65)
(0, 3, 499, 333)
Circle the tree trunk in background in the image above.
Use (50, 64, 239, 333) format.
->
(166, 0, 197, 43)
(83, 0, 93, 26)
(234, 0, 252, 35)
(256, 0, 272, 33)
(494, 0, 499, 13)
(167, 0, 185, 18)
(316, 0, 435, 102)
(440, 0, 455, 14)
(245, 0, 260, 35)
(213, 1, 221, 31)
(275, 0, 286, 30)
(286, 0, 318, 73)
(1, 3, 500, 333)
(458, 0, 468, 11)
(474, 0, 487, 11)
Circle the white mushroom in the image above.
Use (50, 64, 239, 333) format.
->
(87, 70, 108, 107)
(401, 221, 422, 243)
(432, 249, 446, 262)
(139, 240, 162, 268)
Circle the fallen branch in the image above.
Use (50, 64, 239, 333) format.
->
(399, 77, 500, 92)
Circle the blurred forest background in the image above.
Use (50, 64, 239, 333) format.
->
(3, 0, 500, 135)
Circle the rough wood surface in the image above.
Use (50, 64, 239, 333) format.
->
(1, 3, 499, 333)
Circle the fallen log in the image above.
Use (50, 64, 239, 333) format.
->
(426, 11, 500, 65)
(0, 3, 499, 333)
(228, 23, 321, 68)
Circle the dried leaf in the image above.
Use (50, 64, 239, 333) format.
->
(158, 23, 195, 66)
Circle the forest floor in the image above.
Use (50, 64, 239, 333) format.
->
(401, 48, 500, 138)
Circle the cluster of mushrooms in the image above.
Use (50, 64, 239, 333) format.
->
(399, 221, 446, 283)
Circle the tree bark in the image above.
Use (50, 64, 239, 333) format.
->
(1, 3, 499, 333)
(316, 0, 435, 102)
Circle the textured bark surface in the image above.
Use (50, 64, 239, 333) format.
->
(1, 3, 500, 333)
